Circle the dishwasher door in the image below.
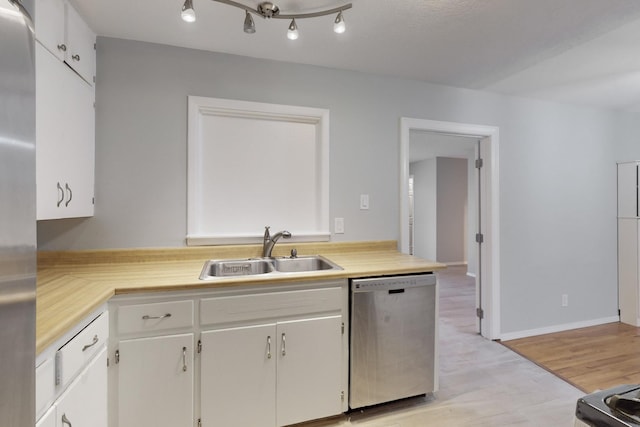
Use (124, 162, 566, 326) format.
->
(349, 274, 437, 409)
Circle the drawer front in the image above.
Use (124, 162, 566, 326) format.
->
(117, 300, 194, 335)
(201, 287, 342, 326)
(56, 311, 109, 386)
(35, 357, 55, 419)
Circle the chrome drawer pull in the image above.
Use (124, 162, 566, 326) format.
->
(82, 334, 99, 351)
(281, 333, 286, 357)
(142, 313, 172, 320)
(65, 183, 72, 207)
(182, 347, 187, 372)
(62, 414, 72, 427)
(267, 336, 272, 359)
(57, 182, 64, 207)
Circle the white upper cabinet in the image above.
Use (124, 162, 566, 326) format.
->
(618, 162, 639, 218)
(35, 0, 96, 85)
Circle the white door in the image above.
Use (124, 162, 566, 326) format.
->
(117, 334, 193, 427)
(55, 348, 107, 427)
(276, 315, 342, 427)
(200, 324, 276, 427)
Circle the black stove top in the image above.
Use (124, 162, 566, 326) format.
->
(576, 385, 640, 427)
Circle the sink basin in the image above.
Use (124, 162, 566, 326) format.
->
(273, 255, 342, 273)
(199, 255, 342, 280)
(200, 259, 274, 279)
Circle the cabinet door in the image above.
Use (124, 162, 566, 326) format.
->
(276, 316, 343, 427)
(117, 334, 194, 427)
(36, 405, 56, 427)
(34, 0, 65, 60)
(55, 347, 107, 427)
(200, 324, 276, 427)
(64, 2, 96, 85)
(36, 43, 94, 220)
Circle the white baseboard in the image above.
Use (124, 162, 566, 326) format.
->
(499, 315, 620, 341)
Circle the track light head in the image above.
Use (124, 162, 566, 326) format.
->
(181, 0, 196, 22)
(333, 11, 345, 34)
(287, 18, 299, 40)
(244, 10, 256, 33)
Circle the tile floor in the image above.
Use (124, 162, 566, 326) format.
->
(300, 266, 585, 426)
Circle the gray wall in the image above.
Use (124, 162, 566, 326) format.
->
(410, 159, 436, 260)
(436, 157, 468, 264)
(37, 37, 640, 336)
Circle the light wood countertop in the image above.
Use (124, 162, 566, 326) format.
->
(37, 240, 445, 355)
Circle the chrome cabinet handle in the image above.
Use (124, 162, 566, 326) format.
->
(65, 183, 72, 207)
(82, 334, 98, 352)
(182, 347, 187, 372)
(281, 333, 286, 357)
(142, 313, 172, 320)
(62, 414, 72, 427)
(57, 182, 64, 207)
(57, 44, 67, 52)
(267, 336, 272, 359)
(72, 54, 80, 61)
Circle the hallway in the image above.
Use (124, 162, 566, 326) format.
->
(302, 266, 584, 426)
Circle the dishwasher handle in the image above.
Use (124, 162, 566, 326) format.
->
(388, 288, 405, 294)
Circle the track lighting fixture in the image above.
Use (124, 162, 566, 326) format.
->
(180, 0, 352, 39)
(243, 10, 255, 33)
(181, 0, 196, 22)
(287, 18, 299, 40)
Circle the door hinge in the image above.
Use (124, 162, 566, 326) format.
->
(475, 158, 484, 169)
(619, 309, 621, 316)
(115, 349, 120, 364)
(197, 418, 201, 427)
(197, 340, 202, 354)
(341, 391, 345, 402)
(475, 233, 484, 244)
(341, 322, 345, 335)
(476, 308, 484, 319)
(106, 357, 109, 367)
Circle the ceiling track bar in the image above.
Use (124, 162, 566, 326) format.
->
(210, 0, 352, 19)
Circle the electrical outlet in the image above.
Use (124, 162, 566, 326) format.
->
(334, 217, 344, 234)
(562, 294, 568, 307)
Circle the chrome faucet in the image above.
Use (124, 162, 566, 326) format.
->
(262, 226, 292, 257)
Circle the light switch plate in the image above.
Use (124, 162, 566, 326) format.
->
(334, 217, 344, 234)
(360, 194, 369, 210)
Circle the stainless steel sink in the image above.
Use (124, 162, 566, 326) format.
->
(199, 259, 274, 279)
(273, 255, 342, 273)
(199, 255, 342, 280)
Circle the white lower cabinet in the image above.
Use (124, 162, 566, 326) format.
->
(36, 406, 55, 427)
(56, 347, 107, 427)
(116, 333, 194, 427)
(200, 315, 343, 427)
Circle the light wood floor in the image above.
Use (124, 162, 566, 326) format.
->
(502, 321, 640, 393)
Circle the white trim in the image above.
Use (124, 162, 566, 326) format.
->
(187, 96, 330, 245)
(499, 316, 620, 341)
(400, 117, 501, 340)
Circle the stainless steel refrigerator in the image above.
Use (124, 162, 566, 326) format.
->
(0, 0, 36, 425)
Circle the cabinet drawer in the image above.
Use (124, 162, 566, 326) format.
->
(56, 311, 108, 386)
(117, 300, 194, 335)
(35, 357, 55, 419)
(201, 287, 342, 326)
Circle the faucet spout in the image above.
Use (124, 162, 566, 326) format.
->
(262, 226, 292, 257)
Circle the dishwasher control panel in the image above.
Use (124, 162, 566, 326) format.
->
(351, 273, 436, 292)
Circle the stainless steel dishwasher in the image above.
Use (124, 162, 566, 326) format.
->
(349, 273, 437, 409)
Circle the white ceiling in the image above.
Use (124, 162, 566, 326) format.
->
(73, 0, 640, 113)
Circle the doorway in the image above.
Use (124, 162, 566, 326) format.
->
(400, 118, 501, 340)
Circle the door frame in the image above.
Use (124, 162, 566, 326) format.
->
(399, 118, 501, 339)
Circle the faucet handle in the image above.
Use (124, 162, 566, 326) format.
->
(290, 248, 297, 258)
(263, 226, 271, 239)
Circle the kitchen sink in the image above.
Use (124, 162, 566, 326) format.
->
(199, 255, 342, 280)
(199, 259, 275, 279)
(272, 255, 341, 273)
